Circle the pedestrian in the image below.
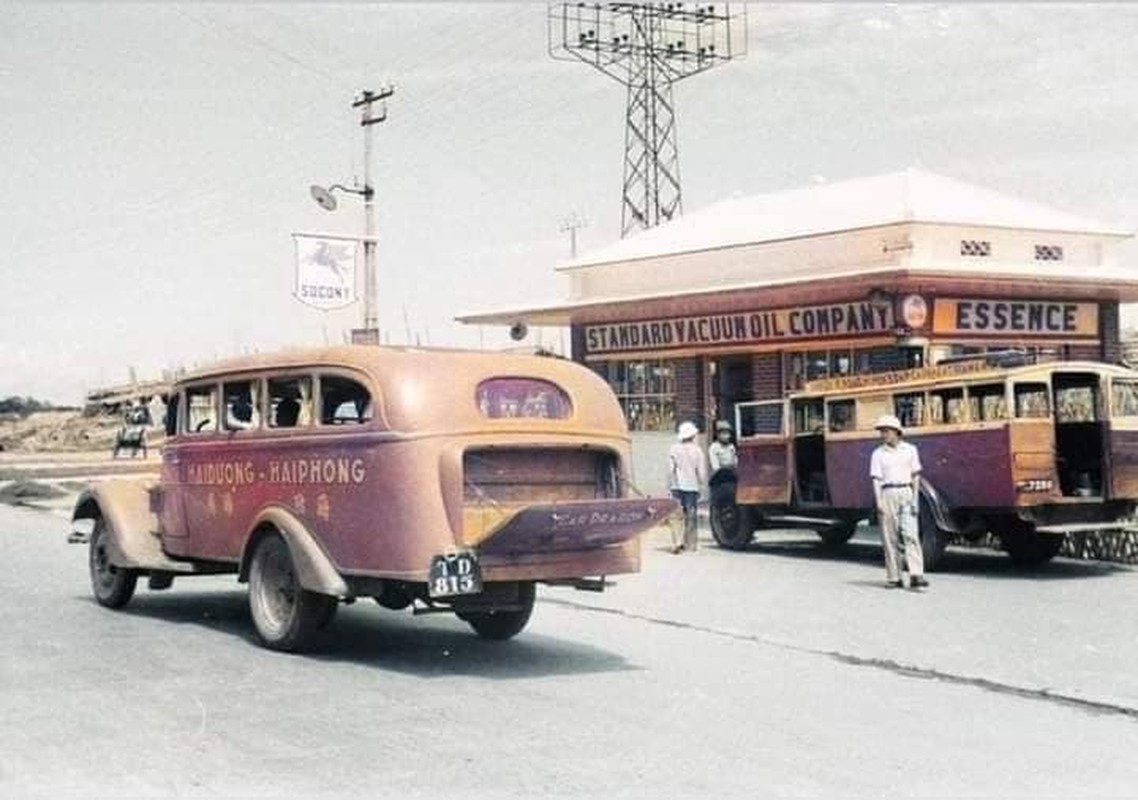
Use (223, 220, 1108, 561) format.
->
(870, 414, 929, 590)
(668, 420, 707, 553)
(708, 420, 738, 473)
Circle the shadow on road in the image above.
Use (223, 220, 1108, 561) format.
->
(96, 588, 638, 679)
(722, 532, 1131, 581)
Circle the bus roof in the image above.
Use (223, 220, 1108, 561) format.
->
(797, 359, 1137, 399)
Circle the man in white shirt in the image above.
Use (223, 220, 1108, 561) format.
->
(870, 414, 928, 590)
(669, 421, 707, 553)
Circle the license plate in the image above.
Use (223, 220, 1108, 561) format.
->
(428, 552, 483, 598)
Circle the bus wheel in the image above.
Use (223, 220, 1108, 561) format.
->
(918, 504, 948, 572)
(816, 522, 856, 546)
(460, 582, 535, 641)
(248, 533, 335, 651)
(710, 500, 754, 550)
(997, 519, 1063, 567)
(89, 516, 138, 609)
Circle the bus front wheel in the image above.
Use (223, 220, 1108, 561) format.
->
(710, 499, 754, 550)
(918, 504, 948, 572)
(89, 516, 138, 609)
(817, 522, 856, 546)
(997, 518, 1063, 566)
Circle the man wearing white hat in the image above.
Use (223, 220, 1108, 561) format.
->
(870, 414, 928, 589)
(668, 420, 707, 553)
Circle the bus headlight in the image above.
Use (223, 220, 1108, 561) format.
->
(1016, 478, 1054, 493)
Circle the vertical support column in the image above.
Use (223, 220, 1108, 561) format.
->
(1101, 302, 1121, 364)
(674, 356, 706, 432)
(570, 324, 588, 362)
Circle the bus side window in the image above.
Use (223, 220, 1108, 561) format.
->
(185, 385, 217, 434)
(928, 387, 964, 425)
(969, 383, 1007, 421)
(1014, 383, 1051, 418)
(164, 393, 179, 437)
(737, 401, 784, 438)
(1056, 385, 1096, 423)
(269, 376, 313, 428)
(794, 399, 825, 434)
(320, 375, 373, 425)
(827, 399, 855, 432)
(894, 392, 924, 428)
(223, 379, 261, 430)
(1111, 380, 1138, 417)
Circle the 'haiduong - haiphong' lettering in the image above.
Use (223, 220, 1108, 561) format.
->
(184, 458, 366, 486)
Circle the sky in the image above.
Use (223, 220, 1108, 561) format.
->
(2, 2, 1137, 404)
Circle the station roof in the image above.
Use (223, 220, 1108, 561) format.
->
(558, 168, 1131, 272)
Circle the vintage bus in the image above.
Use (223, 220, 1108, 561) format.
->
(710, 355, 1138, 569)
(70, 346, 674, 651)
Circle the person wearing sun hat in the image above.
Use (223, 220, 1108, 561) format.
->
(668, 420, 707, 553)
(870, 413, 928, 590)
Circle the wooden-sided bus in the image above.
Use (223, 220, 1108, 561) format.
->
(69, 345, 674, 651)
(711, 355, 1138, 569)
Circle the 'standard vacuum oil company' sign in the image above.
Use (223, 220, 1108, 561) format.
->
(584, 302, 896, 355)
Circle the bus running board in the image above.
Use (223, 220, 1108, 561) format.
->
(1034, 522, 1138, 535)
(762, 515, 842, 528)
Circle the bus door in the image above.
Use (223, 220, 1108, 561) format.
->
(1052, 372, 1106, 497)
(735, 400, 791, 506)
(791, 398, 828, 505)
(1009, 379, 1058, 500)
(1107, 376, 1138, 500)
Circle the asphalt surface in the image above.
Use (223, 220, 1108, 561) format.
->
(3, 503, 1138, 798)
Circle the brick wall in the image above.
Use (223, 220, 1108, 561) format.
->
(674, 357, 705, 431)
(750, 352, 783, 400)
(1066, 344, 1102, 361)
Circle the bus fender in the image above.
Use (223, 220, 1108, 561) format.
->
(918, 479, 960, 534)
(71, 481, 193, 572)
(240, 506, 349, 598)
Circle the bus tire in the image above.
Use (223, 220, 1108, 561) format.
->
(460, 582, 535, 641)
(248, 533, 334, 652)
(817, 522, 856, 546)
(89, 516, 138, 609)
(710, 499, 754, 550)
(918, 503, 948, 572)
(998, 518, 1063, 567)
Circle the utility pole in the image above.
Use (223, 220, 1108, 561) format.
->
(549, 4, 746, 238)
(559, 212, 589, 259)
(353, 87, 394, 333)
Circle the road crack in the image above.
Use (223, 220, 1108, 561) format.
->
(543, 597, 1138, 722)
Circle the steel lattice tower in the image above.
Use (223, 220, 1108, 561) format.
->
(550, 3, 746, 238)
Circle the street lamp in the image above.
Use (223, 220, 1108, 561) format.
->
(309, 87, 393, 339)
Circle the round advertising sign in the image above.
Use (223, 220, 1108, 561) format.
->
(901, 294, 929, 329)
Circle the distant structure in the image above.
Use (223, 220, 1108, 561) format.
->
(549, 3, 747, 237)
(1122, 328, 1138, 367)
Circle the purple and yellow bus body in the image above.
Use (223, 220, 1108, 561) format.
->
(719, 359, 1138, 569)
(72, 346, 675, 650)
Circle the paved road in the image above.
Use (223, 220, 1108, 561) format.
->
(3, 503, 1138, 798)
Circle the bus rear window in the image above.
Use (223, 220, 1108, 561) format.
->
(476, 379, 572, 419)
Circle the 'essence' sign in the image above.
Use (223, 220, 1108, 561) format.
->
(933, 299, 1098, 338)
